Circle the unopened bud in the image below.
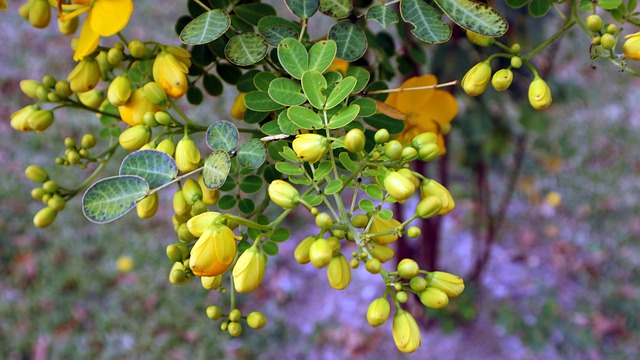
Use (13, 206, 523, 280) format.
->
(25, 165, 49, 183)
(491, 68, 513, 92)
(182, 178, 203, 205)
(28, 109, 54, 132)
(128, 40, 146, 58)
(175, 135, 201, 173)
(327, 254, 351, 290)
(58, 17, 78, 35)
(232, 245, 267, 293)
(68, 57, 101, 93)
(384, 171, 416, 203)
(367, 298, 391, 327)
(136, 193, 158, 218)
(528, 76, 552, 110)
(420, 287, 449, 309)
(461, 61, 492, 96)
(309, 238, 332, 268)
(294, 236, 316, 264)
(108, 75, 132, 106)
(247, 312, 267, 329)
(416, 195, 443, 218)
(392, 310, 422, 353)
(29, 0, 50, 29)
(292, 133, 330, 163)
(119, 125, 151, 151)
(344, 128, 366, 153)
(33, 207, 57, 228)
(397, 258, 419, 279)
(268, 180, 300, 208)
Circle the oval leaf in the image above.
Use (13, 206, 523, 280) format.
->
(324, 179, 343, 194)
(287, 106, 324, 129)
(308, 40, 338, 73)
(268, 78, 307, 106)
(285, 0, 320, 19)
(244, 91, 285, 111)
(329, 20, 367, 61)
(434, 0, 508, 37)
(82, 175, 149, 224)
(203, 150, 231, 189)
(400, 0, 452, 43)
(261, 24, 299, 46)
(239, 175, 263, 193)
(225, 33, 269, 66)
(325, 76, 357, 109)
(206, 121, 239, 152)
(319, 0, 352, 18)
(301, 70, 328, 109)
(237, 139, 267, 168)
(180, 9, 231, 45)
(275, 162, 304, 175)
(328, 104, 360, 129)
(277, 110, 300, 135)
(277, 38, 309, 79)
(346, 66, 371, 94)
(528, 0, 550, 17)
(234, 3, 277, 26)
(119, 150, 178, 189)
(366, 5, 399, 28)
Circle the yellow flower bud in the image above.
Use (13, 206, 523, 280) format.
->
(294, 236, 316, 264)
(11, 105, 38, 132)
(107, 47, 124, 66)
(77, 89, 105, 109)
(601, 33, 616, 50)
(186, 211, 222, 237)
(429, 271, 465, 298)
(153, 50, 189, 98)
(351, 213, 369, 228)
(369, 214, 401, 245)
(419, 287, 449, 309)
(384, 140, 403, 160)
(292, 133, 330, 164)
(623, 32, 640, 61)
(344, 128, 366, 153)
(198, 175, 220, 205)
(169, 261, 188, 285)
(309, 238, 333, 268)
(156, 138, 175, 156)
(173, 189, 191, 217)
(182, 178, 203, 205)
(367, 298, 391, 327)
(33, 207, 57, 228)
(247, 312, 267, 329)
(166, 243, 189, 262)
(411, 132, 437, 149)
(491, 68, 513, 92)
(58, 17, 78, 35)
(201, 275, 222, 290)
(326, 254, 351, 290)
(416, 195, 443, 218)
(397, 258, 419, 279)
(365, 258, 382, 273)
(392, 310, 422, 353)
(27, 109, 54, 132)
(136, 193, 158, 218)
(118, 88, 161, 126)
(232, 246, 267, 293)
(374, 128, 390, 144)
(586, 14, 603, 33)
(409, 276, 427, 292)
(25, 165, 49, 183)
(466, 30, 494, 47)
(420, 179, 455, 215)
(369, 242, 394, 263)
(19, 2, 31, 19)
(268, 180, 300, 209)
(418, 143, 440, 162)
(108, 75, 132, 106)
(165, 46, 192, 68)
(384, 171, 416, 203)
(143, 81, 167, 105)
(461, 61, 492, 97)
(20, 80, 41, 98)
(118, 125, 151, 151)
(28, 0, 50, 29)
(189, 224, 238, 276)
(68, 57, 101, 93)
(528, 76, 552, 110)
(230, 92, 247, 120)
(397, 168, 420, 189)
(128, 40, 147, 59)
(175, 135, 201, 173)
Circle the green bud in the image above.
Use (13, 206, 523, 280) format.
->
(409, 276, 428, 292)
(58, 17, 78, 35)
(309, 238, 332, 268)
(586, 14, 603, 32)
(19, 2, 31, 19)
(29, 0, 51, 29)
(510, 56, 522, 69)
(25, 165, 49, 183)
(396, 291, 408, 303)
(384, 171, 416, 203)
(206, 305, 222, 320)
(417, 143, 440, 162)
(33, 207, 57, 228)
(155, 111, 173, 125)
(365, 258, 382, 274)
(411, 132, 437, 149)
(601, 33, 616, 50)
(166, 243, 188, 262)
(510, 43, 521, 54)
(344, 128, 366, 153)
(182, 178, 203, 205)
(55, 80, 72, 98)
(77, 89, 105, 109)
(419, 287, 449, 309)
(315, 212, 333, 229)
(491, 68, 514, 92)
(228, 322, 242, 337)
(606, 23, 617, 35)
(42, 75, 56, 88)
(367, 298, 391, 327)
(416, 196, 443, 218)
(229, 309, 242, 322)
(119, 125, 151, 151)
(107, 47, 124, 66)
(169, 262, 187, 284)
(31, 188, 45, 201)
(47, 195, 66, 212)
(351, 213, 369, 228)
(156, 138, 175, 156)
(42, 180, 58, 193)
(47, 92, 62, 103)
(128, 40, 147, 58)
(107, 75, 132, 106)
(401, 146, 418, 161)
(143, 81, 167, 105)
(247, 312, 267, 329)
(407, 226, 421, 238)
(374, 129, 390, 144)
(397, 258, 420, 279)
(268, 180, 300, 209)
(384, 140, 403, 160)
(81, 134, 97, 148)
(177, 223, 196, 243)
(35, 85, 49, 102)
(20, 80, 41, 98)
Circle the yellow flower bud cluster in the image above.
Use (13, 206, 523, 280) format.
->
(26, 168, 66, 228)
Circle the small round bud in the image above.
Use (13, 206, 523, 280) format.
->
(309, 238, 332, 268)
(384, 140, 403, 160)
(81, 134, 97, 149)
(29, 0, 51, 29)
(33, 207, 57, 228)
(25, 165, 49, 183)
(374, 129, 390, 144)
(367, 298, 391, 327)
(42, 180, 58, 193)
(510, 43, 521, 54)
(409, 277, 428, 292)
(228, 309, 241, 322)
(315, 212, 333, 229)
(31, 188, 45, 201)
(351, 214, 369, 228)
(528, 76, 552, 110)
(206, 305, 222, 320)
(586, 14, 603, 32)
(510, 56, 523, 69)
(107, 47, 124, 66)
(47, 195, 65, 211)
(592, 36, 601, 46)
(349, 258, 359, 268)
(220, 321, 229, 331)
(247, 312, 267, 329)
(344, 128, 366, 153)
(42, 75, 56, 89)
(600, 33, 616, 50)
(407, 226, 421, 238)
(491, 68, 514, 92)
(397, 258, 419, 279)
(155, 111, 173, 125)
(166, 243, 188, 262)
(55, 80, 72, 98)
(128, 40, 147, 58)
(606, 23, 617, 35)
(395, 291, 408, 303)
(401, 146, 418, 161)
(365, 258, 382, 274)
(228, 322, 242, 337)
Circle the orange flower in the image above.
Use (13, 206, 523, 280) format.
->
(385, 75, 457, 154)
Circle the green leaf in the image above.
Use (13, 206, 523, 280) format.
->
(180, 9, 231, 45)
(328, 104, 359, 129)
(275, 162, 304, 175)
(254, 71, 277, 92)
(203, 150, 231, 189)
(285, 0, 320, 19)
(239, 175, 263, 193)
(278, 38, 308, 79)
(301, 70, 328, 109)
(230, 14, 254, 33)
(434, 0, 508, 37)
(364, 184, 384, 200)
(329, 20, 367, 61)
(319, 0, 352, 18)
(234, 3, 276, 26)
(244, 109, 270, 123)
(237, 70, 259, 92)
(220, 177, 237, 192)
(366, 5, 399, 28)
(203, 73, 223, 96)
(218, 194, 237, 210)
(280, 146, 300, 162)
(365, 113, 405, 133)
(238, 198, 256, 214)
(325, 76, 357, 109)
(217, 63, 243, 84)
(324, 71, 343, 86)
(267, 140, 287, 160)
(82, 176, 149, 224)
(345, 67, 370, 94)
(352, 98, 376, 117)
(268, 78, 307, 106)
(262, 241, 279, 256)
(119, 150, 178, 189)
(261, 120, 283, 136)
(308, 40, 338, 73)
(206, 121, 239, 152)
(225, 33, 268, 66)
(303, 194, 323, 206)
(289, 176, 311, 185)
(277, 110, 300, 135)
(261, 24, 299, 46)
(359, 198, 375, 212)
(528, 0, 550, 17)
(313, 161, 333, 180)
(244, 91, 285, 111)
(338, 152, 357, 171)
(598, 0, 622, 9)
(287, 106, 324, 129)
(400, 0, 452, 43)
(324, 179, 343, 194)
(505, 0, 528, 8)
(237, 139, 267, 168)
(271, 228, 291, 242)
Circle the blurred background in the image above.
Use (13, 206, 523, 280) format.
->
(2, 1, 640, 359)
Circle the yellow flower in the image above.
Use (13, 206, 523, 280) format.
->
(116, 255, 134, 273)
(189, 224, 238, 277)
(292, 133, 330, 163)
(623, 32, 640, 60)
(369, 214, 401, 245)
(232, 246, 266, 293)
(118, 88, 160, 126)
(57, 0, 134, 61)
(0, 0, 7, 11)
(385, 74, 458, 154)
(153, 49, 190, 98)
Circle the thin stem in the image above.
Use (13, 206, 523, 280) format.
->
(64, 142, 119, 197)
(117, 32, 128, 46)
(193, 0, 211, 11)
(365, 80, 458, 95)
(522, 18, 576, 61)
(147, 167, 204, 197)
(168, 100, 207, 131)
(299, 19, 307, 42)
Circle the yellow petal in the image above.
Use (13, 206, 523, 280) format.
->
(422, 90, 458, 130)
(74, 13, 100, 61)
(0, 0, 7, 10)
(91, 0, 134, 36)
(392, 74, 437, 113)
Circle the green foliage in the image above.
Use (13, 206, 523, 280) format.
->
(82, 176, 150, 223)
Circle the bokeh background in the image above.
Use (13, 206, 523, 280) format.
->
(2, 1, 640, 359)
